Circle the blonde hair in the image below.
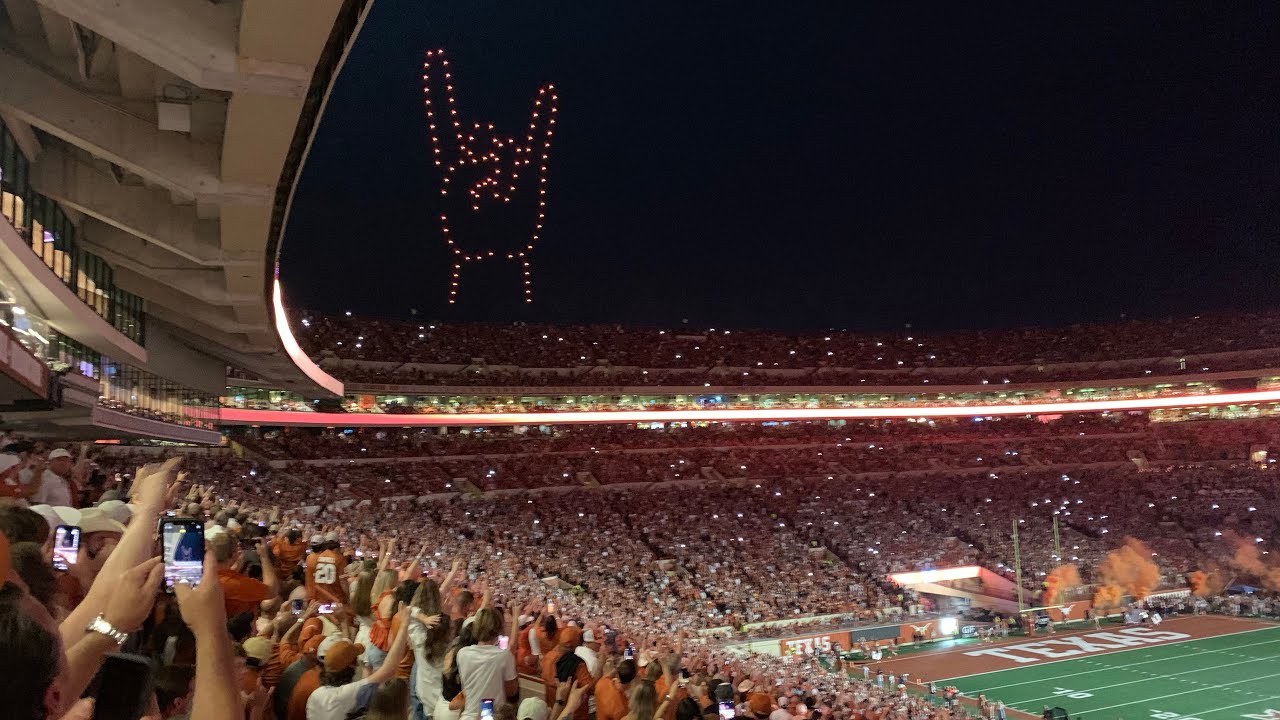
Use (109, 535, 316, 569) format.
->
(627, 679, 659, 720)
(371, 569, 398, 601)
(350, 572, 374, 618)
(471, 607, 502, 643)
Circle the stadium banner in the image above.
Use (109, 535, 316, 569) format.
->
(780, 631, 851, 655)
(1046, 601, 1092, 623)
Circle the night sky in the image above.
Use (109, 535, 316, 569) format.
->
(280, 2, 1280, 332)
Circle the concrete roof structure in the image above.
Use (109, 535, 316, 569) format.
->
(0, 0, 352, 396)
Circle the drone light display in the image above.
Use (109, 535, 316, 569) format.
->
(422, 49, 558, 303)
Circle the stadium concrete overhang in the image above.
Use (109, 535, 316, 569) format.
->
(0, 0, 353, 397)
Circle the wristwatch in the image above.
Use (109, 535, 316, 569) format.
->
(86, 614, 128, 647)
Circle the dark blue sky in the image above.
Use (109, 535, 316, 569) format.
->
(280, 2, 1280, 332)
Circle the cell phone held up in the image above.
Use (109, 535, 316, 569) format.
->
(90, 653, 153, 720)
(161, 519, 204, 593)
(52, 524, 80, 572)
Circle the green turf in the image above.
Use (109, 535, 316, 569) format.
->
(944, 625, 1280, 719)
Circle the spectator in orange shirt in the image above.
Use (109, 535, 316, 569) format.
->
(595, 658, 636, 720)
(212, 532, 279, 618)
(273, 528, 308, 578)
(541, 626, 594, 720)
(515, 613, 537, 672)
(305, 532, 349, 604)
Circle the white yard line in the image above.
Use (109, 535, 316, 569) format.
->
(1030, 670, 1280, 716)
(965, 633, 1280, 692)
(1163, 692, 1280, 720)
(1012, 651, 1280, 705)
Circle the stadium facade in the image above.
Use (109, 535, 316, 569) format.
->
(0, 0, 349, 443)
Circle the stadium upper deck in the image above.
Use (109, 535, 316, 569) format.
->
(206, 309, 1280, 426)
(291, 309, 1280, 388)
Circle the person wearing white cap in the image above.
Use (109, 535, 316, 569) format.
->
(95, 499, 134, 526)
(31, 448, 74, 506)
(518, 697, 549, 720)
(574, 627, 602, 679)
(0, 452, 27, 501)
(62, 508, 127, 605)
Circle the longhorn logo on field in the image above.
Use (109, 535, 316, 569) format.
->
(910, 623, 933, 634)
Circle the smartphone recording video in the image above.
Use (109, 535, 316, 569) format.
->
(292, 598, 305, 614)
(719, 701, 736, 720)
(318, 603, 337, 614)
(52, 525, 80, 572)
(161, 519, 204, 593)
(498, 634, 509, 650)
(481, 699, 495, 720)
(91, 653, 153, 720)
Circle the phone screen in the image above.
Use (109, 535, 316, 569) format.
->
(93, 653, 154, 720)
(292, 599, 305, 614)
(719, 701, 736, 720)
(498, 634, 509, 651)
(624, 645, 634, 660)
(161, 520, 204, 592)
(481, 699, 495, 720)
(52, 525, 80, 572)
(318, 603, 337, 615)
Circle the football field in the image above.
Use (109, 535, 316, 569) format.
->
(943, 624, 1280, 719)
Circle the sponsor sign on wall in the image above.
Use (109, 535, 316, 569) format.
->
(779, 631, 851, 655)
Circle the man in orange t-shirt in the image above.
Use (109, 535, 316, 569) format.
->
(304, 532, 348, 604)
(595, 658, 636, 720)
(212, 532, 278, 617)
(272, 529, 307, 578)
(542, 627, 594, 719)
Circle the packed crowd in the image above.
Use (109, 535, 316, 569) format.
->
(291, 310, 1280, 388)
(4, 412, 1280, 720)
(229, 415, 1150, 461)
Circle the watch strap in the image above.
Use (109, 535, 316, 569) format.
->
(86, 614, 128, 646)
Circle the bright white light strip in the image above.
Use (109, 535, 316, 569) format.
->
(889, 566, 982, 585)
(272, 279, 344, 396)
(218, 388, 1280, 427)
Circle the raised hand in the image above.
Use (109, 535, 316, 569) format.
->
(421, 48, 558, 304)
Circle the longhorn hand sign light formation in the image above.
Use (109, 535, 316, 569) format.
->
(422, 49, 559, 304)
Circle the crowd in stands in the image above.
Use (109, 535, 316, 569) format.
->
(230, 415, 1150, 460)
(4, 413, 1280, 720)
(290, 310, 1280, 388)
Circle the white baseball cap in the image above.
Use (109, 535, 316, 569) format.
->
(95, 499, 134, 525)
(79, 509, 126, 535)
(29, 505, 81, 529)
(311, 534, 325, 545)
(47, 448, 72, 460)
(518, 697, 549, 720)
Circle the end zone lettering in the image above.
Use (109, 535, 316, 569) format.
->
(962, 627, 1191, 664)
